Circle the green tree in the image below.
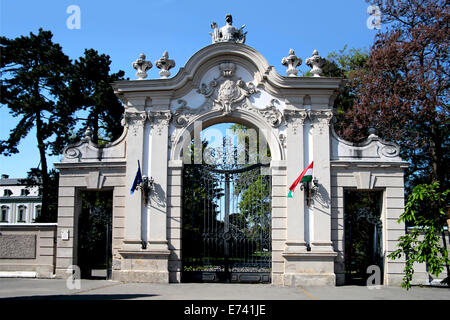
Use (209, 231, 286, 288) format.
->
(0, 29, 75, 221)
(342, 0, 449, 192)
(70, 49, 126, 144)
(304, 46, 369, 135)
(1, 29, 128, 221)
(388, 182, 449, 289)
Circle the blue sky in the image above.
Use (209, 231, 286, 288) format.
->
(0, 0, 379, 178)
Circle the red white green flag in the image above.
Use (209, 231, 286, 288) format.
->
(287, 161, 313, 198)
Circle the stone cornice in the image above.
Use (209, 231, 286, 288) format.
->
(112, 43, 344, 101)
(54, 161, 127, 170)
(330, 160, 409, 169)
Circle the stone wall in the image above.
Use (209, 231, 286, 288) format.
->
(0, 224, 57, 278)
(53, 163, 126, 279)
(330, 164, 407, 285)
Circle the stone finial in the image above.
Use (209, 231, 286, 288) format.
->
(155, 51, 175, 79)
(306, 49, 326, 77)
(84, 127, 93, 140)
(210, 14, 247, 44)
(281, 49, 302, 77)
(132, 53, 152, 80)
(368, 127, 378, 138)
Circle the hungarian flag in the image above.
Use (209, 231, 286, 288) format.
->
(288, 161, 313, 198)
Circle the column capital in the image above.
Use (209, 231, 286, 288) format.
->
(123, 111, 147, 136)
(147, 110, 172, 135)
(308, 109, 333, 135)
(283, 109, 307, 135)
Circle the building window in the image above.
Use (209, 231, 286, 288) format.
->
(20, 189, 29, 196)
(1, 206, 8, 222)
(3, 189, 12, 197)
(17, 206, 26, 222)
(33, 205, 41, 222)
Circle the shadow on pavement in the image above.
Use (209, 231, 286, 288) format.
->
(0, 294, 158, 300)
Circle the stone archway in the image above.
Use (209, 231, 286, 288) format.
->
(54, 29, 407, 285)
(167, 113, 284, 283)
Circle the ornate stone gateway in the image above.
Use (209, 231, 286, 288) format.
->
(53, 14, 409, 286)
(182, 163, 272, 283)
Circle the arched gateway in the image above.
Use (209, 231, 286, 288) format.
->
(54, 16, 407, 286)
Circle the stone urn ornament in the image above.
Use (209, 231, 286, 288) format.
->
(281, 49, 302, 77)
(155, 51, 176, 78)
(132, 53, 152, 80)
(306, 50, 326, 77)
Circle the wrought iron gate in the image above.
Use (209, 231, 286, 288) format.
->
(182, 163, 272, 283)
(78, 191, 113, 279)
(344, 190, 383, 285)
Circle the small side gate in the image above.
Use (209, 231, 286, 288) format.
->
(182, 163, 272, 283)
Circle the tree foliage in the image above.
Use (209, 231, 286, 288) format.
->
(388, 182, 449, 289)
(0, 29, 126, 221)
(70, 49, 125, 144)
(341, 0, 449, 191)
(0, 29, 74, 220)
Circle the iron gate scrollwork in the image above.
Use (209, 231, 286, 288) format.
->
(182, 163, 272, 283)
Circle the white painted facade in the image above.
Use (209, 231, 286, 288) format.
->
(0, 175, 42, 224)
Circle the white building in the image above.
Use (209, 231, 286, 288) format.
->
(0, 174, 42, 224)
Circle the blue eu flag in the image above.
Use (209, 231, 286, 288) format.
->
(130, 160, 143, 195)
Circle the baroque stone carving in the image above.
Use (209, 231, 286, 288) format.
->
(174, 62, 285, 128)
(155, 51, 175, 79)
(284, 109, 307, 135)
(309, 110, 333, 135)
(197, 62, 258, 116)
(148, 110, 172, 135)
(279, 133, 287, 149)
(124, 111, 147, 136)
(172, 99, 209, 128)
(306, 50, 325, 77)
(251, 99, 284, 128)
(368, 128, 400, 158)
(210, 14, 247, 44)
(132, 53, 153, 80)
(281, 49, 302, 77)
(64, 146, 81, 159)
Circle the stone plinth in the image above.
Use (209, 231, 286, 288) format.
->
(114, 250, 170, 283)
(283, 251, 337, 286)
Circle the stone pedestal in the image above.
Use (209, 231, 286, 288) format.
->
(283, 251, 337, 286)
(114, 250, 170, 283)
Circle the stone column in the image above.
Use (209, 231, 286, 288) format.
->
(121, 104, 147, 252)
(309, 109, 334, 252)
(147, 110, 172, 252)
(283, 108, 308, 253)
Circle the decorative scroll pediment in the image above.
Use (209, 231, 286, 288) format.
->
(195, 62, 258, 115)
(172, 62, 284, 128)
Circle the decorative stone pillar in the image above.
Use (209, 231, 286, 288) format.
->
(309, 109, 335, 253)
(283, 108, 307, 253)
(147, 110, 172, 252)
(121, 109, 147, 252)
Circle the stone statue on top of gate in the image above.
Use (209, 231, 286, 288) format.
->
(210, 14, 247, 44)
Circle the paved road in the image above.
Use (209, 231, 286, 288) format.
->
(0, 279, 449, 300)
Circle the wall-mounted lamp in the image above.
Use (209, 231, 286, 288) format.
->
(140, 175, 154, 206)
(301, 177, 319, 207)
